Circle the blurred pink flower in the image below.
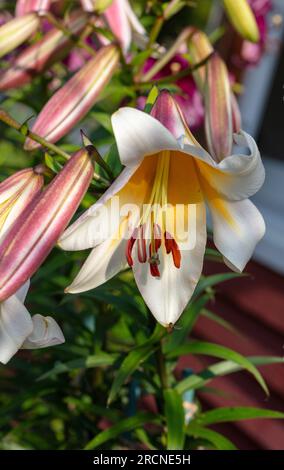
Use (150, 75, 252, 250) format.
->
(241, 0, 272, 65)
(140, 55, 204, 130)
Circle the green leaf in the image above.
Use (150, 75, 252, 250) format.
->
(164, 389, 185, 450)
(104, 142, 123, 177)
(186, 423, 237, 450)
(107, 324, 165, 405)
(175, 356, 283, 394)
(37, 353, 118, 381)
(163, 295, 211, 353)
(201, 308, 241, 335)
(84, 412, 159, 449)
(44, 153, 62, 174)
(194, 407, 284, 426)
(92, 111, 112, 133)
(169, 341, 268, 395)
(193, 272, 245, 299)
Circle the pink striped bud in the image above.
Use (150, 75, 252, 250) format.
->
(187, 29, 214, 91)
(81, 0, 146, 52)
(16, 0, 51, 16)
(0, 13, 40, 59)
(0, 12, 87, 91)
(151, 89, 199, 146)
(205, 53, 233, 162)
(0, 166, 44, 241)
(25, 44, 119, 150)
(0, 149, 94, 302)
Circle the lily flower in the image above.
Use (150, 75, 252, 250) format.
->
(0, 149, 94, 302)
(59, 91, 265, 327)
(0, 166, 44, 241)
(15, 0, 51, 16)
(0, 12, 88, 91)
(24, 44, 119, 150)
(0, 280, 64, 365)
(81, 0, 146, 52)
(0, 13, 40, 59)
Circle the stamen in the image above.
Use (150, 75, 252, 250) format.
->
(164, 231, 181, 269)
(126, 227, 138, 267)
(153, 223, 162, 251)
(137, 224, 147, 263)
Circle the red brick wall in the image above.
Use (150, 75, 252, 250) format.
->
(178, 260, 284, 450)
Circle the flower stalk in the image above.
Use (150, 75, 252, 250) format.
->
(0, 109, 109, 186)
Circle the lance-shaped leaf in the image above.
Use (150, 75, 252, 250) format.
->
(204, 53, 233, 162)
(0, 166, 44, 241)
(0, 12, 88, 91)
(0, 149, 94, 302)
(16, 0, 51, 16)
(25, 45, 119, 150)
(187, 29, 214, 91)
(0, 13, 40, 59)
(223, 0, 260, 43)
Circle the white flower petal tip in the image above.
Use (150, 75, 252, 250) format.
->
(22, 314, 65, 349)
(0, 293, 33, 364)
(210, 199, 265, 273)
(111, 107, 179, 167)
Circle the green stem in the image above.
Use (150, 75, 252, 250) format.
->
(0, 109, 110, 186)
(134, 53, 214, 90)
(147, 16, 164, 50)
(0, 109, 71, 160)
(43, 12, 97, 58)
(156, 341, 168, 390)
(134, 15, 165, 81)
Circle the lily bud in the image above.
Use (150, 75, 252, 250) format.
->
(0, 13, 40, 59)
(81, 0, 146, 52)
(204, 53, 233, 162)
(0, 166, 44, 241)
(231, 92, 242, 134)
(150, 89, 199, 146)
(223, 0, 260, 43)
(187, 29, 213, 90)
(0, 12, 88, 91)
(80, 0, 113, 13)
(0, 149, 94, 302)
(16, 0, 51, 16)
(25, 45, 119, 150)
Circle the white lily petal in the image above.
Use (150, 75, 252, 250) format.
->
(123, 0, 146, 35)
(133, 203, 206, 326)
(209, 198, 265, 272)
(66, 218, 130, 293)
(0, 294, 33, 364)
(15, 279, 30, 303)
(185, 131, 265, 201)
(59, 166, 136, 251)
(22, 314, 65, 349)
(111, 107, 179, 167)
